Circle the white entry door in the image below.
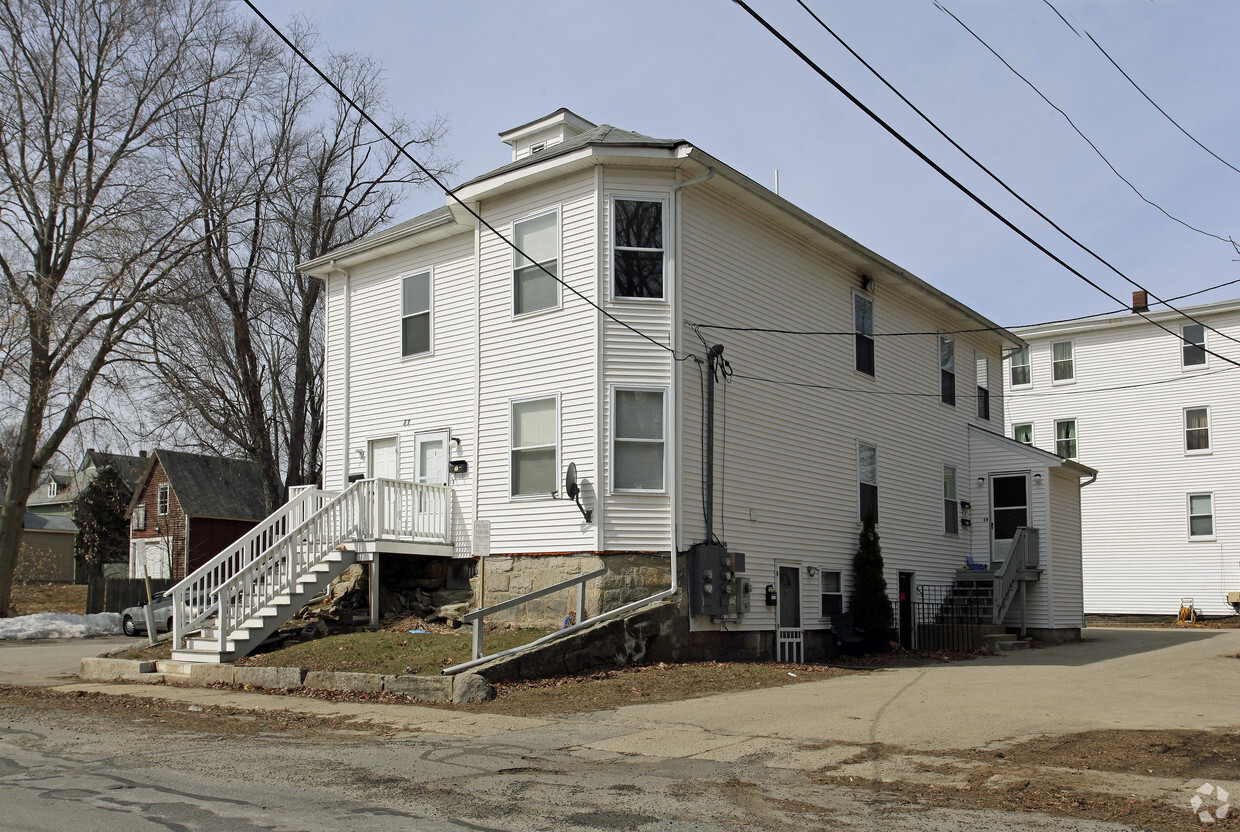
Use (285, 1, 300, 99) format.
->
(368, 437, 399, 480)
(415, 430, 450, 487)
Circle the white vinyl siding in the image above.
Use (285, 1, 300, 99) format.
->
(401, 269, 432, 357)
(611, 387, 666, 493)
(512, 208, 560, 316)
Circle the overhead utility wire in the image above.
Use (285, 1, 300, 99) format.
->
(935, 1, 1233, 245)
(793, 0, 1240, 353)
(242, 0, 693, 363)
(1042, 0, 1240, 176)
(728, 0, 1240, 371)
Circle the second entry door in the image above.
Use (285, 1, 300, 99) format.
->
(990, 473, 1029, 563)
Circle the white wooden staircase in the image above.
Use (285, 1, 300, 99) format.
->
(168, 478, 452, 663)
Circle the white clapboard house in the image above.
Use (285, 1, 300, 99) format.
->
(167, 110, 1093, 663)
(1006, 293, 1240, 617)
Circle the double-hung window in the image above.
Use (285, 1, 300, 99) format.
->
(1182, 324, 1207, 367)
(1009, 346, 1031, 387)
(1055, 419, 1077, 459)
(1185, 407, 1210, 452)
(512, 209, 560, 316)
(858, 442, 878, 522)
(1052, 340, 1074, 382)
(1188, 493, 1214, 538)
(612, 198, 665, 299)
(510, 396, 558, 497)
(612, 388, 666, 492)
(943, 465, 958, 534)
(939, 336, 955, 406)
(820, 571, 844, 617)
(1013, 423, 1033, 445)
(401, 270, 432, 357)
(976, 356, 990, 420)
(157, 483, 170, 516)
(854, 293, 875, 376)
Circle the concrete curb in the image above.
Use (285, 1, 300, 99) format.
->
(78, 657, 491, 703)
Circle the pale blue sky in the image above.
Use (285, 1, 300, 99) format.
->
(260, 0, 1240, 330)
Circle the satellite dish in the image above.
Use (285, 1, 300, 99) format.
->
(563, 462, 591, 523)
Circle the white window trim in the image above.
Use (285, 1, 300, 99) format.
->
(1012, 423, 1034, 445)
(1182, 324, 1209, 370)
(508, 393, 560, 500)
(400, 267, 434, 359)
(157, 483, 170, 516)
(609, 193, 669, 303)
(853, 290, 875, 379)
(510, 205, 562, 319)
(1184, 406, 1211, 455)
(939, 336, 955, 407)
(857, 439, 878, 524)
(943, 464, 959, 536)
(1009, 346, 1032, 389)
(1187, 492, 1215, 541)
(610, 385, 668, 495)
(1054, 418, 1078, 460)
(817, 568, 844, 621)
(975, 354, 990, 421)
(1051, 340, 1076, 385)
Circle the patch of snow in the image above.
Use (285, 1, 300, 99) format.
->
(0, 612, 122, 640)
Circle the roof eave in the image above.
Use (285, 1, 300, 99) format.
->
(298, 206, 472, 278)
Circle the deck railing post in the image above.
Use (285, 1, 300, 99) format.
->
(376, 478, 386, 537)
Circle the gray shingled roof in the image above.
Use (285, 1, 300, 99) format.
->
(454, 124, 683, 191)
(86, 450, 149, 492)
(24, 511, 78, 532)
(155, 449, 267, 521)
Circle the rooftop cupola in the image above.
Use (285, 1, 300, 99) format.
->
(498, 108, 596, 162)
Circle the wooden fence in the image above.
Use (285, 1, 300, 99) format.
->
(85, 577, 175, 614)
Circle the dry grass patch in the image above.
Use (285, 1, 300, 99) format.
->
(10, 582, 87, 616)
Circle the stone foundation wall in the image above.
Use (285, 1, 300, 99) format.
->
(472, 552, 670, 627)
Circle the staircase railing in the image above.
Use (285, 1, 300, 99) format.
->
(170, 485, 334, 646)
(993, 527, 1040, 626)
(171, 478, 452, 652)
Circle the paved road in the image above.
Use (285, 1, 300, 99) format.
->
(1, 627, 1237, 830)
(0, 636, 136, 686)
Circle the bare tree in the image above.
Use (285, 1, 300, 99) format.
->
(0, 0, 245, 616)
(144, 28, 453, 511)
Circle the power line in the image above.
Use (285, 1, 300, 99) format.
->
(242, 1, 694, 363)
(792, 0, 1240, 352)
(728, 0, 1240, 371)
(687, 274, 1240, 338)
(935, 0, 1234, 245)
(1042, 0, 1240, 176)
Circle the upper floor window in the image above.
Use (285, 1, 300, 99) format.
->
(613, 198, 665, 299)
(612, 388, 666, 492)
(512, 209, 560, 316)
(939, 336, 955, 406)
(854, 293, 874, 376)
(47, 480, 58, 498)
(510, 396, 558, 497)
(976, 356, 990, 420)
(943, 465, 958, 534)
(1182, 324, 1207, 367)
(401, 270, 432, 357)
(858, 442, 878, 522)
(1052, 340, 1074, 382)
(1185, 407, 1210, 452)
(1055, 419, 1077, 459)
(157, 483, 170, 516)
(1013, 423, 1033, 445)
(131, 503, 147, 531)
(1010, 346, 1031, 387)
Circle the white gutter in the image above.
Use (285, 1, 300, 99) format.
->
(332, 260, 352, 491)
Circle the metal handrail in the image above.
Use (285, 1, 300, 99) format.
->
(458, 567, 608, 665)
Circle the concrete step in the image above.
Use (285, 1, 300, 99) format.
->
(170, 649, 225, 664)
(982, 633, 1032, 651)
(154, 660, 194, 676)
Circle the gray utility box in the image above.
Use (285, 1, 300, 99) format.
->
(689, 543, 751, 617)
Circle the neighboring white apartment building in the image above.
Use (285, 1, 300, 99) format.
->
(1006, 294, 1240, 617)
(297, 109, 1093, 655)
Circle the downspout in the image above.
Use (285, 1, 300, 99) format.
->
(332, 260, 352, 491)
